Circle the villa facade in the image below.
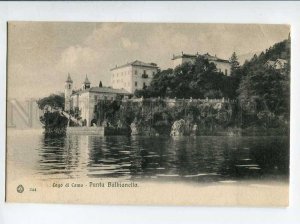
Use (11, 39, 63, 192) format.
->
(110, 60, 159, 94)
(172, 52, 232, 76)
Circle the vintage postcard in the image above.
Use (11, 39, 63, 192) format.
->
(6, 22, 290, 206)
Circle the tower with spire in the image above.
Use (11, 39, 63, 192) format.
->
(64, 73, 73, 111)
(82, 75, 91, 90)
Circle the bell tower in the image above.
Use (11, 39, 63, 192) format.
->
(64, 73, 73, 112)
(82, 74, 91, 90)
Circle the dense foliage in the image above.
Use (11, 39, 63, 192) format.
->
(37, 93, 67, 135)
(236, 39, 290, 128)
(40, 111, 68, 135)
(37, 93, 65, 110)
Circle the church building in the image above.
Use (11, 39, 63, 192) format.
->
(64, 74, 130, 127)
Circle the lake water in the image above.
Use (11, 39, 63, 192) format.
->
(7, 130, 289, 183)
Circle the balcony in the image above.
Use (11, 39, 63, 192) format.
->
(141, 73, 149, 79)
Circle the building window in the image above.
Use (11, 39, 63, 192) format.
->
(135, 82, 137, 87)
(135, 70, 137, 75)
(68, 84, 71, 89)
(225, 69, 228, 76)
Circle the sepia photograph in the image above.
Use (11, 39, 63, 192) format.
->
(6, 22, 290, 206)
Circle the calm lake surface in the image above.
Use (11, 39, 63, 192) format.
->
(8, 130, 289, 183)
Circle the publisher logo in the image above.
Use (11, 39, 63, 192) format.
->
(17, 185, 24, 193)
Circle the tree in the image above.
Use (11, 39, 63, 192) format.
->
(237, 63, 289, 123)
(99, 81, 103, 87)
(229, 52, 240, 72)
(37, 93, 65, 110)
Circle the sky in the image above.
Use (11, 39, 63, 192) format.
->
(7, 22, 290, 100)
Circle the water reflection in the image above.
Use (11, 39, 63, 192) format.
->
(35, 134, 289, 182)
(38, 135, 76, 178)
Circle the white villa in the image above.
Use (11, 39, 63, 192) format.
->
(64, 74, 130, 127)
(265, 59, 288, 70)
(110, 60, 159, 94)
(172, 52, 232, 76)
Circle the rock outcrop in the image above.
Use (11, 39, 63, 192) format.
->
(170, 119, 186, 136)
(130, 122, 139, 135)
(191, 124, 198, 136)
